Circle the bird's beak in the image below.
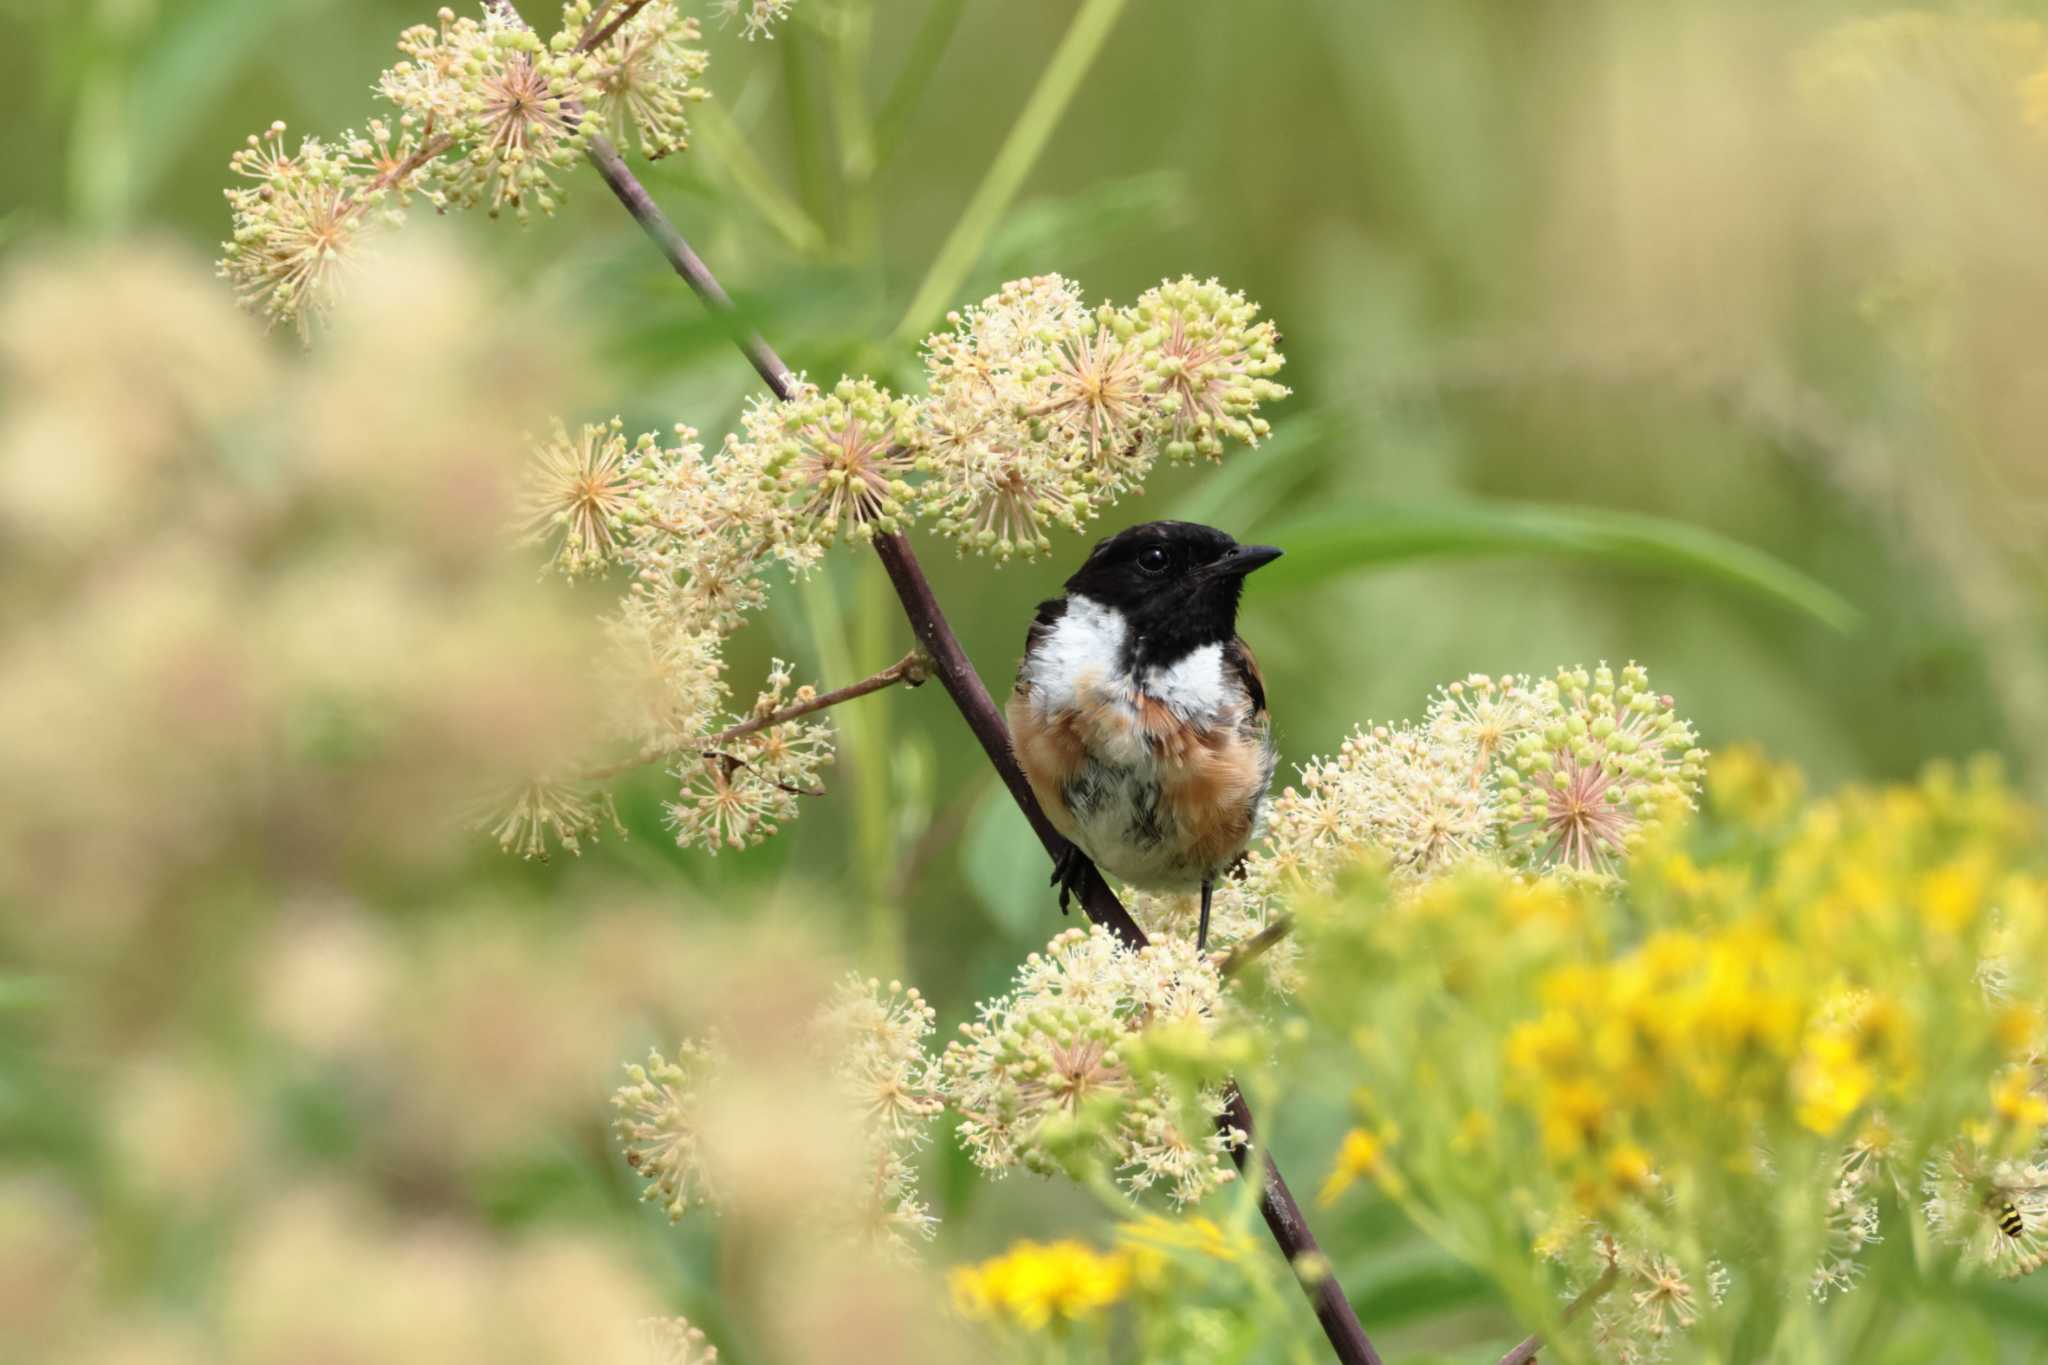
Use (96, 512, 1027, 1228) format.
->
(1208, 544, 1284, 579)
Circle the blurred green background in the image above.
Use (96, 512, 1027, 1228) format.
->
(6, 0, 2048, 1361)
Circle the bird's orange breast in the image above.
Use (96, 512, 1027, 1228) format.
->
(1010, 675, 1272, 888)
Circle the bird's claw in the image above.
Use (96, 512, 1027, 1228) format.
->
(1049, 842, 1092, 915)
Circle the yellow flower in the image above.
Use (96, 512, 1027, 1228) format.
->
(1994, 1004, 2044, 1055)
(1708, 745, 1805, 829)
(1538, 1078, 1612, 1164)
(1992, 1067, 2048, 1130)
(948, 1239, 1131, 1330)
(1114, 1213, 1248, 1264)
(1319, 1125, 1404, 1205)
(1605, 1142, 1655, 1196)
(1918, 855, 1990, 935)
(1794, 1034, 1873, 1136)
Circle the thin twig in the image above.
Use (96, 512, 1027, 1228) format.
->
(1497, 1259, 1621, 1365)
(340, 123, 454, 228)
(578, 0, 650, 52)
(1214, 913, 1294, 980)
(485, 7, 1383, 1360)
(700, 750, 827, 799)
(580, 649, 929, 782)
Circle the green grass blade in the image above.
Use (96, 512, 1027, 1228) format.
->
(127, 0, 330, 212)
(889, 0, 1131, 344)
(1259, 500, 1862, 632)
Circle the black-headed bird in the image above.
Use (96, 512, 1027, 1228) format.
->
(1007, 521, 1282, 948)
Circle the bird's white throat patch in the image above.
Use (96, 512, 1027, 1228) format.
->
(1144, 639, 1229, 718)
(1022, 594, 1232, 724)
(1021, 595, 1125, 713)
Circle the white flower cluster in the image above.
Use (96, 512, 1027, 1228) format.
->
(223, 0, 756, 334)
(613, 976, 943, 1251)
(491, 389, 848, 857)
(710, 0, 794, 40)
(939, 926, 1245, 1206)
(1541, 1231, 1731, 1365)
(642, 1316, 719, 1365)
(1282, 664, 1706, 882)
(614, 1037, 722, 1221)
(1924, 1133, 2048, 1281)
(1132, 664, 1705, 982)
(920, 274, 1288, 560)
(814, 976, 947, 1251)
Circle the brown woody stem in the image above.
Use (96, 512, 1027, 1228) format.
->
(1214, 912, 1294, 979)
(580, 648, 929, 782)
(490, 3, 1381, 1357)
(1497, 1258, 1620, 1365)
(578, 0, 651, 53)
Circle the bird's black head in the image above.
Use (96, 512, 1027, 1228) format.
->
(1063, 520, 1282, 667)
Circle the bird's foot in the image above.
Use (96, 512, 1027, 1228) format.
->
(1197, 878, 1214, 952)
(1049, 841, 1093, 914)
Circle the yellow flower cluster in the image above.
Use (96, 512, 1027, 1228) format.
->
(949, 1217, 1249, 1336)
(1300, 748, 2048, 1360)
(948, 1238, 1134, 1330)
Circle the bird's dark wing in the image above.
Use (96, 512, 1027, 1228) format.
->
(1224, 635, 1267, 718)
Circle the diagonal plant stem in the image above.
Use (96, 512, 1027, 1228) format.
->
(1215, 912, 1294, 980)
(495, 6, 1379, 1359)
(577, 0, 651, 51)
(693, 101, 830, 255)
(1497, 1256, 1620, 1365)
(874, 0, 967, 169)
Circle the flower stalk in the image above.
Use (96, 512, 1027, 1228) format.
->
(1213, 913, 1294, 980)
(579, 0, 653, 50)
(1497, 1259, 1619, 1365)
(579, 648, 929, 782)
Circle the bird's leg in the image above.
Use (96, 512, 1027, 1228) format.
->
(1049, 840, 1093, 914)
(1198, 877, 1214, 951)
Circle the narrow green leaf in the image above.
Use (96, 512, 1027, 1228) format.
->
(961, 784, 1053, 940)
(128, 0, 332, 210)
(874, 0, 970, 169)
(983, 170, 1193, 284)
(890, 0, 1132, 343)
(693, 101, 829, 256)
(1259, 500, 1862, 632)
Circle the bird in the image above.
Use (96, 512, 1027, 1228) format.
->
(1006, 520, 1282, 950)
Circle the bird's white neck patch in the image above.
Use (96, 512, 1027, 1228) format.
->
(1024, 595, 1127, 713)
(1025, 595, 1232, 722)
(1143, 640, 1228, 718)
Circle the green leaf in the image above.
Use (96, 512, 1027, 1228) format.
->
(961, 784, 1053, 940)
(127, 0, 333, 210)
(1258, 500, 1862, 632)
(890, 0, 1133, 343)
(1339, 1235, 1505, 1327)
(984, 170, 1194, 284)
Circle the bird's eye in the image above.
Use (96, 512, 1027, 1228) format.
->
(1136, 545, 1172, 576)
